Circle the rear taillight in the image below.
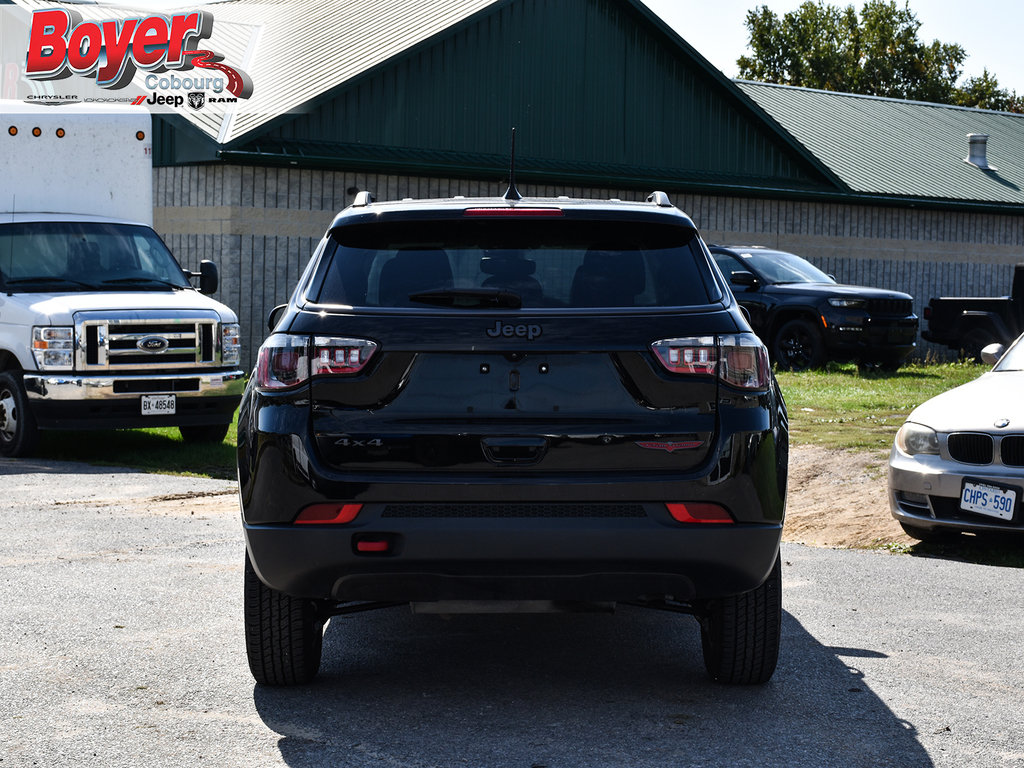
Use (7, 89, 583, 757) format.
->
(651, 333, 770, 390)
(255, 334, 310, 391)
(255, 334, 377, 391)
(311, 337, 378, 375)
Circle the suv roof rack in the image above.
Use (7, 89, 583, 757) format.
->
(351, 190, 375, 207)
(646, 191, 672, 207)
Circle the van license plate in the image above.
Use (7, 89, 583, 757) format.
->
(141, 394, 176, 415)
(960, 480, 1016, 521)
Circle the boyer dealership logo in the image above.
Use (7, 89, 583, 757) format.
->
(24, 8, 253, 100)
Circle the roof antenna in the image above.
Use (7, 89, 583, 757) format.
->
(503, 127, 522, 201)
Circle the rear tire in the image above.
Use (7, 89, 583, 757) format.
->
(0, 371, 39, 458)
(698, 555, 781, 685)
(244, 552, 325, 686)
(179, 423, 230, 444)
(772, 319, 823, 371)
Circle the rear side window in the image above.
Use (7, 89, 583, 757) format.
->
(311, 219, 719, 309)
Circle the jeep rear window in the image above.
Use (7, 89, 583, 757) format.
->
(311, 219, 719, 309)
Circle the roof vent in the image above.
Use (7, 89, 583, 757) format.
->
(965, 134, 996, 171)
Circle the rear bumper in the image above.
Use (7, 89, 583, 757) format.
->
(239, 423, 787, 603)
(23, 370, 245, 429)
(244, 515, 783, 603)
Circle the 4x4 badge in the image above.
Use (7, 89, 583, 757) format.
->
(486, 320, 542, 340)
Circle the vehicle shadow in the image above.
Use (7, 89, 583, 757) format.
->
(253, 608, 930, 768)
(0, 455, 142, 476)
(909, 535, 1024, 568)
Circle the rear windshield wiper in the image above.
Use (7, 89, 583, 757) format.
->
(4, 276, 99, 289)
(100, 277, 185, 289)
(407, 288, 523, 309)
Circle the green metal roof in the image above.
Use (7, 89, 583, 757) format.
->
(192, 0, 841, 195)
(737, 80, 1024, 206)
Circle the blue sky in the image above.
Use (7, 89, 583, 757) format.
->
(640, 0, 1024, 96)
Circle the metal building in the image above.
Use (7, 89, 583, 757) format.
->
(9, 0, 1024, 364)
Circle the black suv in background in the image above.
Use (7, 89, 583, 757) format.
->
(238, 191, 789, 686)
(710, 245, 918, 370)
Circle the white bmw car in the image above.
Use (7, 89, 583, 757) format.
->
(889, 337, 1024, 541)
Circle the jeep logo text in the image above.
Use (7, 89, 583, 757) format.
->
(486, 321, 542, 340)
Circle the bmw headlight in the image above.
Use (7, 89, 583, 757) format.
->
(32, 326, 74, 370)
(895, 422, 939, 456)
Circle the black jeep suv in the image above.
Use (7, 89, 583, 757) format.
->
(238, 191, 789, 686)
(710, 245, 918, 370)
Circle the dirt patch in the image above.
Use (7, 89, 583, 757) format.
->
(785, 443, 911, 548)
(152, 445, 907, 548)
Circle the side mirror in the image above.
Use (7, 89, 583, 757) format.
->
(267, 304, 287, 332)
(981, 343, 1005, 367)
(730, 270, 759, 289)
(198, 260, 218, 295)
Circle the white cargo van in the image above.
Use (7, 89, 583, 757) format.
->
(0, 102, 244, 457)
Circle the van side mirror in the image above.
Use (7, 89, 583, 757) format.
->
(198, 260, 219, 295)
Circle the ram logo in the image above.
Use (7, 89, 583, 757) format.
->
(137, 335, 170, 353)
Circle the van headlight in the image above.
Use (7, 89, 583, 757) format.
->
(32, 326, 75, 370)
(895, 422, 939, 456)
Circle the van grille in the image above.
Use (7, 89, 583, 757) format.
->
(75, 311, 223, 371)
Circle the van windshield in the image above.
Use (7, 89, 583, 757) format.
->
(311, 219, 719, 309)
(0, 221, 191, 292)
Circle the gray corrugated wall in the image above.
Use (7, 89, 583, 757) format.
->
(155, 165, 1024, 370)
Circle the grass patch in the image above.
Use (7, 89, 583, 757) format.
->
(32, 412, 238, 480)
(776, 360, 987, 453)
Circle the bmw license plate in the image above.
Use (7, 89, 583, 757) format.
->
(960, 479, 1017, 521)
(141, 394, 176, 416)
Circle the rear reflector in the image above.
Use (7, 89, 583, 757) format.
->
(666, 502, 734, 524)
(463, 207, 564, 217)
(355, 539, 390, 553)
(295, 503, 362, 525)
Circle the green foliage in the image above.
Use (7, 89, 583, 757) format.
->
(31, 414, 238, 479)
(952, 68, 1024, 113)
(776, 360, 986, 453)
(739, 1, 1023, 112)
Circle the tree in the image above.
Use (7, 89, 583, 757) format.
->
(738, 1, 973, 104)
(952, 69, 1024, 113)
